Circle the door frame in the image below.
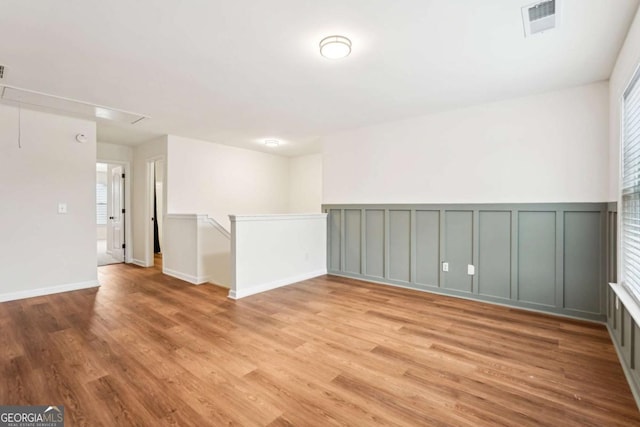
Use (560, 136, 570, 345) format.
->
(145, 156, 166, 267)
(97, 158, 132, 264)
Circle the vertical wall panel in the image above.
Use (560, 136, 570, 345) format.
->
(564, 212, 601, 313)
(518, 211, 556, 306)
(478, 211, 511, 299)
(344, 210, 362, 274)
(365, 210, 384, 278)
(389, 210, 411, 282)
(444, 211, 473, 292)
(624, 310, 633, 363)
(415, 211, 440, 286)
(607, 288, 614, 323)
(635, 323, 640, 371)
(329, 210, 341, 271)
(616, 304, 623, 344)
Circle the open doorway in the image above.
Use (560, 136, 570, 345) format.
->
(148, 159, 164, 267)
(97, 162, 126, 266)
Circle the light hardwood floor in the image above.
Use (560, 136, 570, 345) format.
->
(1, 263, 638, 426)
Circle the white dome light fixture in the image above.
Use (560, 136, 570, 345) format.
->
(319, 35, 352, 59)
(264, 139, 280, 148)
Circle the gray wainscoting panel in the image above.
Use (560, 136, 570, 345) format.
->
(365, 210, 385, 278)
(443, 211, 473, 293)
(344, 210, 362, 274)
(624, 309, 633, 363)
(478, 211, 511, 299)
(389, 210, 411, 283)
(608, 286, 640, 409)
(324, 203, 608, 321)
(415, 210, 440, 287)
(518, 211, 556, 306)
(329, 210, 341, 271)
(564, 212, 601, 314)
(635, 322, 640, 370)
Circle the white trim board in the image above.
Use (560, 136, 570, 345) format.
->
(131, 258, 151, 267)
(0, 280, 99, 303)
(229, 213, 327, 222)
(228, 269, 326, 299)
(162, 268, 231, 289)
(609, 282, 640, 326)
(162, 267, 208, 285)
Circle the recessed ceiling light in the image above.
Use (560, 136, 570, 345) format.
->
(319, 35, 352, 59)
(264, 139, 280, 147)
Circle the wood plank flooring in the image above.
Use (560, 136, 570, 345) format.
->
(1, 263, 638, 426)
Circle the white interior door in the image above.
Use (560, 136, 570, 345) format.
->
(110, 166, 125, 262)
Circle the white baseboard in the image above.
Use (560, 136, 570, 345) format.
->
(162, 267, 208, 285)
(0, 280, 100, 303)
(131, 258, 150, 267)
(228, 269, 327, 299)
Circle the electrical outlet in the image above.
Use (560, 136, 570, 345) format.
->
(467, 264, 475, 275)
(442, 262, 449, 272)
(58, 203, 67, 214)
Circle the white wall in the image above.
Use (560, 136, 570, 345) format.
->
(229, 214, 327, 299)
(289, 153, 322, 213)
(0, 105, 97, 301)
(97, 142, 132, 163)
(166, 135, 289, 230)
(162, 214, 231, 287)
(323, 82, 609, 204)
(609, 6, 640, 200)
(132, 136, 167, 265)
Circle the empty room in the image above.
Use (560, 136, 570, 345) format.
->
(3, 0, 640, 425)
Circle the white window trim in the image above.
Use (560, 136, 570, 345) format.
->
(617, 61, 640, 324)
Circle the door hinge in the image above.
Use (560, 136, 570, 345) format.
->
(122, 243, 126, 249)
(122, 173, 125, 179)
(122, 208, 125, 214)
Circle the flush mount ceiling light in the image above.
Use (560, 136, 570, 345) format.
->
(264, 139, 280, 147)
(319, 35, 352, 59)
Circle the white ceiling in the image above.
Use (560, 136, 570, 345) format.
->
(0, 0, 638, 156)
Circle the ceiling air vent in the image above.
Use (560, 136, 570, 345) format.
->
(522, 0, 559, 37)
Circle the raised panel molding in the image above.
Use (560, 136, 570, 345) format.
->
(563, 212, 601, 313)
(518, 211, 556, 306)
(344, 209, 362, 274)
(324, 203, 608, 322)
(365, 210, 385, 278)
(328, 210, 341, 271)
(478, 211, 511, 299)
(415, 211, 440, 287)
(443, 211, 473, 293)
(388, 210, 411, 283)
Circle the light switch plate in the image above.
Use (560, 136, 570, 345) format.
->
(442, 262, 449, 272)
(467, 264, 475, 275)
(58, 203, 67, 214)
